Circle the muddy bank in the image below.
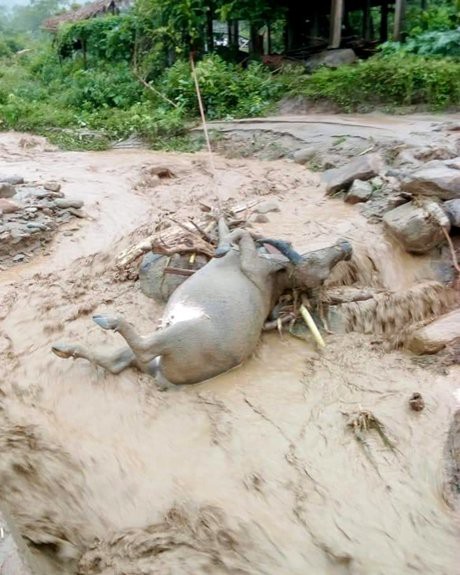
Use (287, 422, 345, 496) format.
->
(0, 128, 459, 575)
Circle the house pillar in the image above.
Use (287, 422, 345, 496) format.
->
(393, 0, 407, 41)
(329, 0, 344, 48)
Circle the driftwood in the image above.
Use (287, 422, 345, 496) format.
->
(115, 199, 262, 269)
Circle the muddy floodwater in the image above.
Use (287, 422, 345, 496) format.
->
(0, 128, 459, 575)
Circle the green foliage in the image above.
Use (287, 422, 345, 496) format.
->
(56, 15, 138, 61)
(406, 0, 459, 36)
(289, 54, 460, 110)
(381, 28, 460, 58)
(160, 54, 281, 118)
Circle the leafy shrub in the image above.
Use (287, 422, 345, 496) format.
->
(381, 28, 460, 58)
(289, 53, 460, 110)
(160, 54, 282, 119)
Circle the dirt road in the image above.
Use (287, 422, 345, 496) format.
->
(0, 120, 459, 575)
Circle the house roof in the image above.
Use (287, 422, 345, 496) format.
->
(42, 0, 131, 32)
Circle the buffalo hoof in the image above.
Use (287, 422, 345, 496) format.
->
(93, 314, 119, 331)
(51, 343, 78, 359)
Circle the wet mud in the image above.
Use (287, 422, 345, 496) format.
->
(0, 130, 459, 575)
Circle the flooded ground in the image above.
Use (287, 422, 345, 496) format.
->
(0, 119, 459, 575)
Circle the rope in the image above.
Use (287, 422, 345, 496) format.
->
(190, 53, 221, 207)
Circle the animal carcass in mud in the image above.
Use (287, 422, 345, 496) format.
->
(52, 218, 352, 389)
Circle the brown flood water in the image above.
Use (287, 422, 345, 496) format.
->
(0, 132, 459, 575)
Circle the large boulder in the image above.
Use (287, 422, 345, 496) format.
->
(407, 309, 460, 354)
(383, 200, 449, 254)
(0, 198, 21, 214)
(402, 162, 460, 200)
(305, 49, 357, 73)
(443, 199, 460, 227)
(322, 153, 383, 195)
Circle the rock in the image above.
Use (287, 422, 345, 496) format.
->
(305, 49, 357, 73)
(44, 182, 61, 193)
(293, 147, 316, 164)
(407, 309, 460, 354)
(12, 254, 25, 262)
(443, 199, 460, 227)
(139, 252, 208, 302)
(250, 213, 270, 223)
(409, 392, 425, 412)
(0, 175, 24, 185)
(0, 199, 21, 214)
(402, 163, 460, 200)
(0, 183, 15, 198)
(322, 153, 383, 195)
(383, 200, 449, 254)
(53, 198, 84, 209)
(254, 201, 280, 214)
(345, 180, 373, 204)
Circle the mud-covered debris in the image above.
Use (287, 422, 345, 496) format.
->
(409, 392, 425, 412)
(322, 153, 383, 195)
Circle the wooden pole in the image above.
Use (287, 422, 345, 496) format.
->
(329, 0, 344, 48)
(393, 0, 406, 41)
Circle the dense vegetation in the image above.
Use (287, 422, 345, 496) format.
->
(0, 0, 459, 150)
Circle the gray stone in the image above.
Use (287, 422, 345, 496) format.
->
(383, 200, 449, 254)
(293, 147, 316, 164)
(322, 153, 383, 195)
(53, 198, 84, 209)
(250, 213, 270, 223)
(0, 183, 15, 199)
(0, 175, 24, 185)
(443, 199, 460, 227)
(305, 49, 357, 73)
(44, 181, 61, 193)
(345, 180, 373, 204)
(139, 252, 208, 302)
(407, 309, 460, 354)
(402, 163, 460, 200)
(12, 254, 25, 262)
(254, 201, 280, 214)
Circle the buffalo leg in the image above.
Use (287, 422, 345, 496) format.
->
(51, 343, 137, 374)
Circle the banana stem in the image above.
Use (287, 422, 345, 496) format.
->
(300, 304, 326, 348)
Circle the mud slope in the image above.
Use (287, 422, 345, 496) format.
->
(0, 131, 459, 575)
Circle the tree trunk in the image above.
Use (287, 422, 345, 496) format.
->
(380, 0, 389, 42)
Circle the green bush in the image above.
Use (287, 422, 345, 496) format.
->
(289, 53, 460, 110)
(160, 54, 282, 119)
(381, 28, 460, 58)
